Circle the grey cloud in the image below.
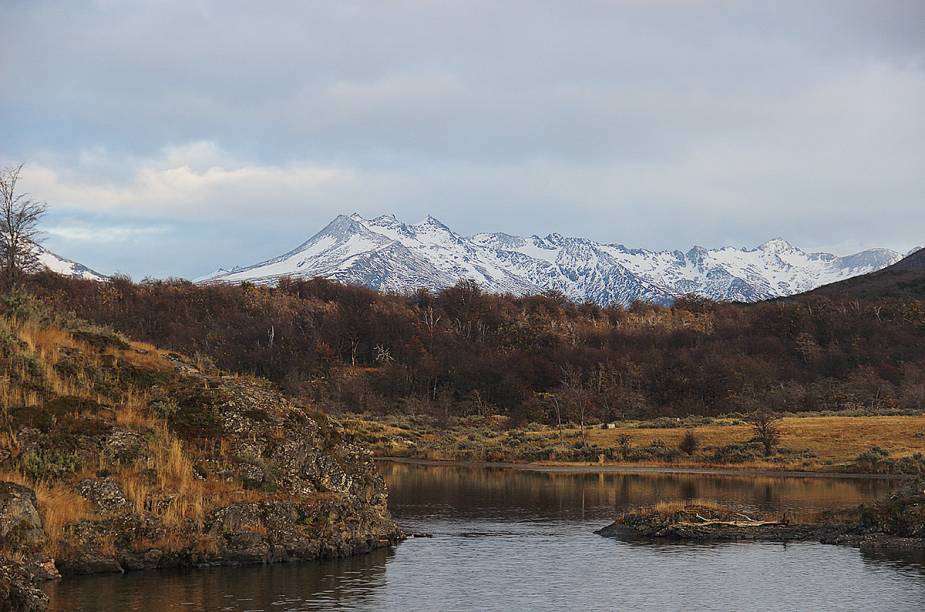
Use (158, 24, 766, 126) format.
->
(1, 0, 923, 277)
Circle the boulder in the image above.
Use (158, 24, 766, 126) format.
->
(0, 483, 45, 550)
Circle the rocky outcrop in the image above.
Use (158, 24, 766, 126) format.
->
(0, 314, 403, 595)
(0, 376, 402, 580)
(595, 507, 829, 542)
(0, 484, 50, 611)
(0, 557, 48, 612)
(597, 484, 925, 552)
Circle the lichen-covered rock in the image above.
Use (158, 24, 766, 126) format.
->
(53, 521, 124, 575)
(157, 377, 393, 512)
(0, 556, 48, 612)
(102, 428, 147, 464)
(0, 484, 45, 550)
(76, 478, 129, 515)
(204, 497, 401, 567)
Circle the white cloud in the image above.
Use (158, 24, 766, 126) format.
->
(45, 224, 169, 243)
(19, 142, 402, 222)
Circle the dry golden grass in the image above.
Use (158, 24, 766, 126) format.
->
(1, 315, 174, 414)
(2, 316, 96, 404)
(582, 415, 925, 469)
(32, 481, 93, 556)
(122, 474, 151, 516)
(651, 499, 726, 513)
(110, 340, 171, 371)
(115, 399, 158, 431)
(119, 428, 207, 527)
(357, 413, 925, 472)
(0, 430, 19, 453)
(0, 469, 31, 487)
(17, 320, 76, 357)
(130, 532, 191, 553)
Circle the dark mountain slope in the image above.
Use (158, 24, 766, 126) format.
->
(798, 248, 925, 300)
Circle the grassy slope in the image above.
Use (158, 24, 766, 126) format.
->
(0, 297, 395, 567)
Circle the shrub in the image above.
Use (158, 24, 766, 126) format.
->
(708, 441, 765, 464)
(679, 430, 699, 455)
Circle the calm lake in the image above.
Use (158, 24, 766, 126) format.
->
(45, 462, 925, 611)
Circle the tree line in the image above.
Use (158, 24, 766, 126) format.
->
(20, 272, 925, 425)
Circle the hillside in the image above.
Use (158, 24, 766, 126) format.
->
(199, 213, 901, 305)
(0, 292, 400, 602)
(799, 248, 925, 300)
(22, 273, 925, 425)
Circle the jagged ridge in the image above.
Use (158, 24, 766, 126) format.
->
(199, 214, 904, 306)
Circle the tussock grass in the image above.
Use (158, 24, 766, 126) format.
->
(33, 481, 93, 556)
(115, 397, 158, 430)
(651, 499, 726, 514)
(111, 339, 171, 371)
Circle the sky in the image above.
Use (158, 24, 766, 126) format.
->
(2, 0, 924, 279)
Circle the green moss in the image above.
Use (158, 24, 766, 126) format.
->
(23, 449, 81, 481)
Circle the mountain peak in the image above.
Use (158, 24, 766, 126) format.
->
(413, 215, 450, 230)
(758, 237, 795, 252)
(198, 214, 902, 306)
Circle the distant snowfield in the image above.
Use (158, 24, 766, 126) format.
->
(198, 214, 904, 306)
(34, 244, 107, 281)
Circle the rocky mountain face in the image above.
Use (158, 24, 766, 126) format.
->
(200, 214, 903, 306)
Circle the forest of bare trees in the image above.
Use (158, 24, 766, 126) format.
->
(15, 271, 925, 426)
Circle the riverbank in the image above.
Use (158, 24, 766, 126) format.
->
(346, 413, 925, 475)
(376, 456, 903, 479)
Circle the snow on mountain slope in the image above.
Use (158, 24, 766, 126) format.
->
(200, 214, 903, 306)
(34, 244, 107, 281)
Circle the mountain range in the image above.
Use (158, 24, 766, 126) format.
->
(197, 214, 907, 306)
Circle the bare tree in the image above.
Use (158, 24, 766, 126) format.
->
(0, 164, 47, 288)
(561, 365, 591, 445)
(748, 409, 781, 456)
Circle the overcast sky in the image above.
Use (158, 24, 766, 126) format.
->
(3, 0, 923, 278)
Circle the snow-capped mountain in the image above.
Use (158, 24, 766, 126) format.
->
(33, 244, 107, 281)
(199, 214, 904, 306)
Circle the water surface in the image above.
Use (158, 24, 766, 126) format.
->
(45, 462, 925, 611)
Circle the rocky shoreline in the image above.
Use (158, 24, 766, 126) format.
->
(0, 314, 403, 611)
(595, 481, 925, 554)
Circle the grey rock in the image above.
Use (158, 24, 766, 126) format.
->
(0, 483, 45, 549)
(0, 556, 48, 612)
(76, 478, 129, 514)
